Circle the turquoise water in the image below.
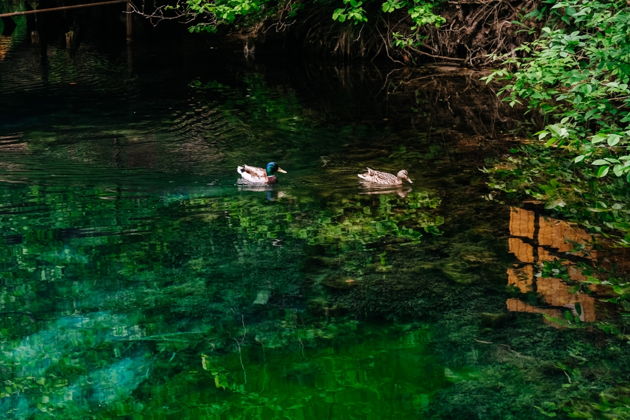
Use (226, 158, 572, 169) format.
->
(0, 29, 627, 419)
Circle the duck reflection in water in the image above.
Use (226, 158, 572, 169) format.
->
(236, 182, 288, 201)
(359, 184, 412, 198)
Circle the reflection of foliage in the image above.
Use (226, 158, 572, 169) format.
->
(288, 191, 442, 248)
(485, 145, 630, 243)
(188, 73, 341, 168)
(0, 178, 443, 417)
(175, 188, 443, 248)
(1, 164, 625, 418)
(190, 73, 305, 134)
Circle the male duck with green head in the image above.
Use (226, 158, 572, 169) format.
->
(237, 162, 287, 184)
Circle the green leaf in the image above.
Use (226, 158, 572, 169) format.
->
(591, 134, 607, 144)
(591, 159, 609, 165)
(545, 137, 559, 146)
(332, 8, 346, 22)
(596, 166, 610, 177)
(607, 134, 621, 146)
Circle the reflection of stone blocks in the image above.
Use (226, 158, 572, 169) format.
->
(538, 216, 594, 258)
(537, 277, 576, 307)
(506, 298, 562, 320)
(509, 207, 535, 238)
(536, 277, 597, 322)
(0, 35, 11, 60)
(507, 207, 607, 325)
(566, 265, 606, 294)
(537, 247, 557, 262)
(578, 297, 597, 322)
(507, 264, 534, 292)
(508, 238, 534, 262)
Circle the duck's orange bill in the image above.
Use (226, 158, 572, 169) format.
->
(277, 168, 287, 173)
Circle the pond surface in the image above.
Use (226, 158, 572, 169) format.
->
(0, 19, 627, 420)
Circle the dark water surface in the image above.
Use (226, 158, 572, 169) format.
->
(0, 19, 626, 420)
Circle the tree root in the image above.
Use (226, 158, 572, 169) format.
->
(129, 0, 544, 67)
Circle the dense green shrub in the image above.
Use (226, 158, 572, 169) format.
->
(486, 0, 629, 182)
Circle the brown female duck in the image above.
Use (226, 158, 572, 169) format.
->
(357, 168, 413, 185)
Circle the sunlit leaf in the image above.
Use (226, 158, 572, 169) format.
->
(591, 159, 609, 166)
(573, 155, 586, 163)
(607, 134, 621, 146)
(596, 166, 610, 177)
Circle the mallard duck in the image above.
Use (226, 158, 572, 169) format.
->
(237, 162, 287, 184)
(357, 168, 413, 185)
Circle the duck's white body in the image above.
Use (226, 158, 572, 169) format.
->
(237, 163, 286, 184)
(237, 164, 271, 183)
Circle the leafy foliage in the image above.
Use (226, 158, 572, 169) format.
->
(486, 0, 630, 181)
(141, 0, 445, 54)
(186, 0, 269, 32)
(331, 0, 444, 32)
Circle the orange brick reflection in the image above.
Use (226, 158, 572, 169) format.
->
(538, 216, 595, 258)
(0, 36, 10, 61)
(538, 247, 558, 263)
(506, 207, 604, 324)
(506, 298, 563, 326)
(508, 238, 534, 263)
(536, 277, 597, 322)
(509, 207, 535, 238)
(507, 264, 534, 293)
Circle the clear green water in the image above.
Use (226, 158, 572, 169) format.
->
(0, 27, 627, 419)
